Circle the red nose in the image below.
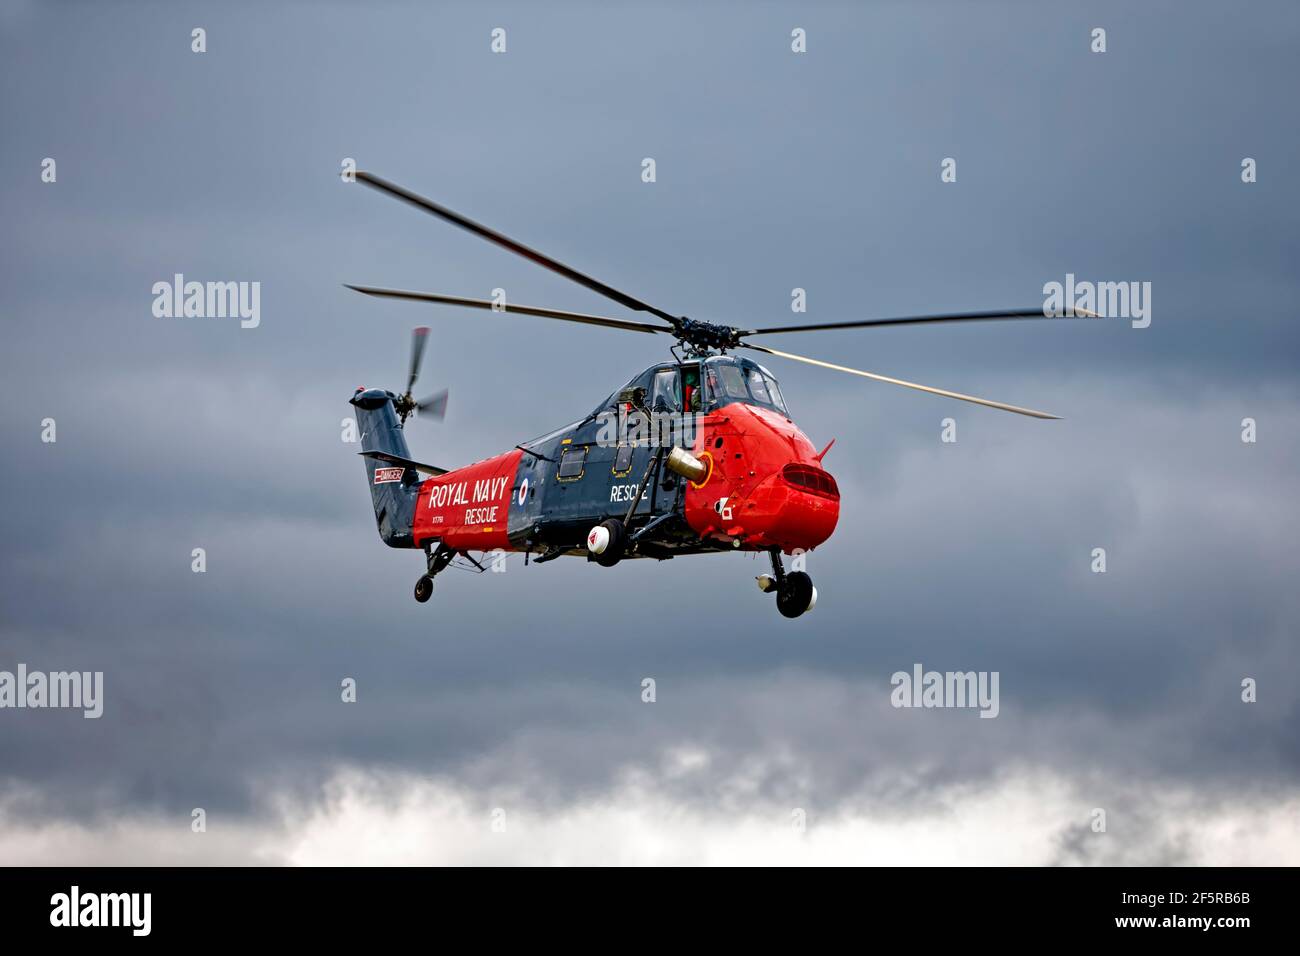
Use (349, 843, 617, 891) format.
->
(741, 463, 840, 552)
(682, 404, 841, 553)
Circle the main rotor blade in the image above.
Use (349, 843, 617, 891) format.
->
(354, 172, 682, 328)
(345, 285, 670, 336)
(407, 326, 430, 394)
(740, 308, 1100, 337)
(744, 343, 1061, 419)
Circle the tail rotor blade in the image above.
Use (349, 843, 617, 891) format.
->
(415, 389, 449, 421)
(407, 326, 430, 395)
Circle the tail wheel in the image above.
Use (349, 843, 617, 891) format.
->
(589, 518, 627, 568)
(776, 571, 816, 618)
(414, 575, 434, 603)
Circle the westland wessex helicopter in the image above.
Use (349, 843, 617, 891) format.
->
(345, 172, 1094, 618)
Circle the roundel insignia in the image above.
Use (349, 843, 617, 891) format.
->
(517, 478, 529, 506)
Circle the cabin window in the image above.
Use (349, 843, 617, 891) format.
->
(612, 444, 635, 477)
(557, 445, 588, 481)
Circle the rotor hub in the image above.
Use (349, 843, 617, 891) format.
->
(675, 316, 741, 354)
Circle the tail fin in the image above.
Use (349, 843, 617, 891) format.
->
(350, 387, 422, 548)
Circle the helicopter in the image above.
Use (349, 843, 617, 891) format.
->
(345, 172, 1095, 618)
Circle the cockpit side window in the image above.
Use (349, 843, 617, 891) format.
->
(756, 368, 788, 414)
(746, 367, 772, 404)
(703, 367, 721, 410)
(766, 376, 787, 414)
(650, 368, 681, 411)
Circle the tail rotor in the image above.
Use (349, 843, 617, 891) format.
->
(393, 326, 450, 423)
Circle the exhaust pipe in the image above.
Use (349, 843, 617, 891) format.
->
(665, 447, 708, 483)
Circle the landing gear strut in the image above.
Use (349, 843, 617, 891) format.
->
(414, 542, 455, 603)
(757, 548, 817, 618)
(586, 445, 663, 569)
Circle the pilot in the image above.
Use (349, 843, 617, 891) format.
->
(683, 366, 702, 412)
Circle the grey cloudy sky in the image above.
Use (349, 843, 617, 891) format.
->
(1, 0, 1298, 864)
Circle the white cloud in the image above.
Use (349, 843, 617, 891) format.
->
(4, 766, 1298, 866)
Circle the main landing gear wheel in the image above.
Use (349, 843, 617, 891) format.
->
(414, 543, 454, 603)
(587, 518, 627, 568)
(776, 571, 816, 618)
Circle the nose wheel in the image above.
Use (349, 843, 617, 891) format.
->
(757, 549, 817, 618)
(776, 571, 816, 618)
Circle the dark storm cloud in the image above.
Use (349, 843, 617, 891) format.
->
(1, 0, 1298, 856)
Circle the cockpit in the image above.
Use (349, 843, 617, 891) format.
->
(700, 355, 788, 416)
(596, 355, 789, 418)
